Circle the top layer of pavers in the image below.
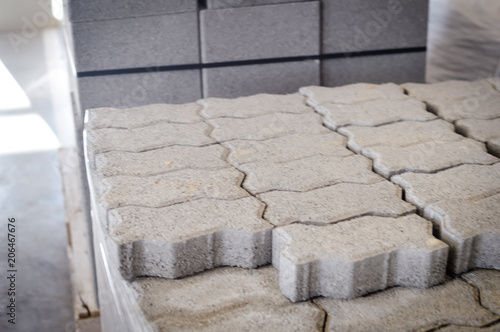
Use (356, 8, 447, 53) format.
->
(455, 118, 500, 142)
(198, 93, 311, 119)
(402, 80, 497, 102)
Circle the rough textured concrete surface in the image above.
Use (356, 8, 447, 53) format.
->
(109, 197, 273, 279)
(455, 118, 500, 142)
(273, 215, 448, 301)
(315, 279, 498, 332)
(208, 112, 328, 141)
(463, 269, 500, 316)
(199, 93, 310, 119)
(240, 154, 381, 194)
(427, 95, 500, 122)
(99, 168, 248, 209)
(132, 267, 325, 331)
(206, 0, 312, 9)
(94, 145, 229, 177)
(223, 133, 348, 166)
(393, 163, 500, 274)
(86, 121, 214, 154)
(439, 324, 500, 332)
(488, 138, 500, 157)
(259, 181, 415, 226)
(86, 103, 202, 129)
(403, 80, 496, 102)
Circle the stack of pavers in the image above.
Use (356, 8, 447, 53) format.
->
(84, 78, 500, 332)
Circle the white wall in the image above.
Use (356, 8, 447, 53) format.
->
(0, 0, 58, 32)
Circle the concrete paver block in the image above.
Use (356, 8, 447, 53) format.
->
(86, 121, 214, 154)
(200, 2, 319, 62)
(240, 154, 381, 194)
(317, 98, 436, 129)
(199, 93, 310, 119)
(202, 60, 320, 99)
(132, 266, 325, 331)
(259, 181, 415, 226)
(427, 95, 500, 122)
(315, 279, 498, 332)
(223, 133, 348, 166)
(109, 197, 272, 279)
(300, 82, 406, 108)
(86, 103, 202, 130)
(99, 168, 248, 209)
(206, 0, 312, 9)
(273, 215, 449, 301)
(94, 145, 229, 178)
(488, 138, 500, 158)
(456, 118, 500, 142)
(462, 269, 500, 316)
(438, 324, 500, 332)
(207, 112, 328, 141)
(403, 80, 496, 103)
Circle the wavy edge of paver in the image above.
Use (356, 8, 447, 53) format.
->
(272, 216, 449, 302)
(462, 269, 500, 316)
(487, 138, 500, 158)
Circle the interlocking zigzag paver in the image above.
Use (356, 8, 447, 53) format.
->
(108, 197, 273, 279)
(207, 112, 328, 141)
(94, 145, 229, 178)
(427, 95, 500, 122)
(300, 83, 406, 107)
(456, 118, 500, 142)
(132, 266, 325, 331)
(199, 93, 311, 119)
(272, 215, 448, 301)
(239, 154, 381, 194)
(85, 103, 202, 130)
(259, 181, 415, 226)
(98, 168, 248, 210)
(223, 132, 348, 166)
(488, 138, 500, 157)
(463, 269, 500, 317)
(86, 122, 215, 154)
(315, 279, 498, 332)
(403, 80, 496, 102)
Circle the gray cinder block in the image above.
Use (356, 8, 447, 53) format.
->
(322, 52, 427, 87)
(273, 215, 448, 301)
(68, 0, 198, 22)
(322, 0, 428, 54)
(72, 12, 199, 72)
(206, 0, 313, 10)
(77, 69, 202, 111)
(202, 60, 320, 98)
(200, 2, 320, 62)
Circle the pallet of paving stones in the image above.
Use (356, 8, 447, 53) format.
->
(84, 78, 500, 332)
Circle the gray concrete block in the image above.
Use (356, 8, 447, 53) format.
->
(99, 168, 248, 209)
(199, 93, 311, 119)
(488, 138, 500, 158)
(260, 181, 415, 226)
(68, 0, 197, 22)
(223, 133, 348, 166)
(78, 70, 202, 111)
(200, 2, 319, 62)
(73, 12, 199, 72)
(109, 198, 273, 279)
(239, 154, 381, 194)
(322, 0, 428, 54)
(86, 103, 203, 130)
(206, 0, 313, 10)
(462, 270, 500, 316)
(315, 279, 498, 332)
(132, 267, 325, 331)
(273, 215, 448, 301)
(208, 112, 328, 141)
(86, 121, 214, 154)
(94, 145, 229, 178)
(455, 118, 500, 142)
(322, 52, 427, 87)
(202, 60, 320, 99)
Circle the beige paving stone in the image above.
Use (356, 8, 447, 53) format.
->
(463, 269, 500, 316)
(429, 95, 500, 122)
(439, 324, 500, 332)
(403, 80, 496, 103)
(223, 132, 348, 166)
(94, 144, 229, 177)
(273, 215, 449, 301)
(99, 168, 248, 209)
(488, 77, 500, 92)
(199, 93, 311, 119)
(86, 121, 215, 154)
(207, 112, 328, 141)
(85, 103, 202, 129)
(315, 279, 498, 332)
(300, 83, 406, 107)
(259, 181, 415, 226)
(488, 138, 500, 157)
(239, 154, 381, 194)
(132, 266, 325, 332)
(456, 118, 500, 142)
(109, 197, 273, 279)
(318, 98, 436, 129)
